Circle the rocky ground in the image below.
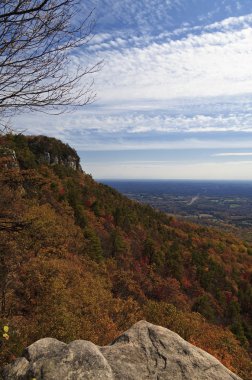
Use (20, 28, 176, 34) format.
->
(2, 321, 242, 380)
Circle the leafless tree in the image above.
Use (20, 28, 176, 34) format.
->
(0, 0, 100, 122)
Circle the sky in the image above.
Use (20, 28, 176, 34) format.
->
(13, 0, 252, 179)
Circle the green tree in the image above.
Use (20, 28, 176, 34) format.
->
(110, 229, 126, 258)
(192, 295, 216, 322)
(84, 228, 103, 261)
(165, 242, 183, 280)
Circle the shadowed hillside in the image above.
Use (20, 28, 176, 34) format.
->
(0, 134, 251, 379)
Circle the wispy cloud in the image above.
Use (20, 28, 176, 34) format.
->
(89, 10, 252, 53)
(83, 20, 252, 107)
(12, 1, 252, 179)
(213, 152, 252, 156)
(16, 107, 252, 137)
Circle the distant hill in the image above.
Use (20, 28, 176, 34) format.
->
(0, 134, 251, 379)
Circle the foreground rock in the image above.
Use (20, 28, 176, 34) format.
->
(2, 320, 242, 380)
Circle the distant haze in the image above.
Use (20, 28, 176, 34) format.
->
(100, 179, 252, 197)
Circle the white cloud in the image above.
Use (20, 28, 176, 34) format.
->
(16, 108, 252, 135)
(96, 0, 181, 34)
(11, 7, 252, 181)
(14, 105, 252, 152)
(75, 139, 252, 152)
(213, 152, 252, 156)
(206, 12, 252, 31)
(81, 13, 252, 105)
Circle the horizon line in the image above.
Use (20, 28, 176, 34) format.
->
(97, 178, 252, 182)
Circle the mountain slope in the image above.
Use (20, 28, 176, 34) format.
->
(0, 134, 251, 379)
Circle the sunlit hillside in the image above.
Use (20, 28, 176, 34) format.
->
(0, 135, 251, 379)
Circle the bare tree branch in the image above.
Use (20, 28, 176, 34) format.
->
(0, 0, 101, 129)
(0, 0, 51, 19)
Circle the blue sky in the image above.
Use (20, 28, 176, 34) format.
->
(14, 0, 252, 179)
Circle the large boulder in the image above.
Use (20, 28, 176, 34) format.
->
(2, 320, 242, 380)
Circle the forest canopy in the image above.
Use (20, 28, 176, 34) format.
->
(0, 135, 251, 380)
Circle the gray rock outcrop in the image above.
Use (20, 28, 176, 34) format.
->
(2, 320, 243, 380)
(38, 151, 81, 170)
(26, 135, 82, 171)
(0, 147, 19, 169)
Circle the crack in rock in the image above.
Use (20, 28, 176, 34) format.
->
(2, 321, 243, 380)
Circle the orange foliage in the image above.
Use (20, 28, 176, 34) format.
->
(0, 135, 251, 380)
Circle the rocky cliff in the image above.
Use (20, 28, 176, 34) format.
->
(1, 134, 82, 171)
(26, 135, 81, 171)
(0, 147, 19, 169)
(2, 321, 242, 380)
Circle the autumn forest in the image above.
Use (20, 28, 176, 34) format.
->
(0, 134, 252, 379)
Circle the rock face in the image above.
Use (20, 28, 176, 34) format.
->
(0, 147, 19, 169)
(2, 321, 243, 380)
(27, 135, 82, 171)
(38, 150, 81, 170)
